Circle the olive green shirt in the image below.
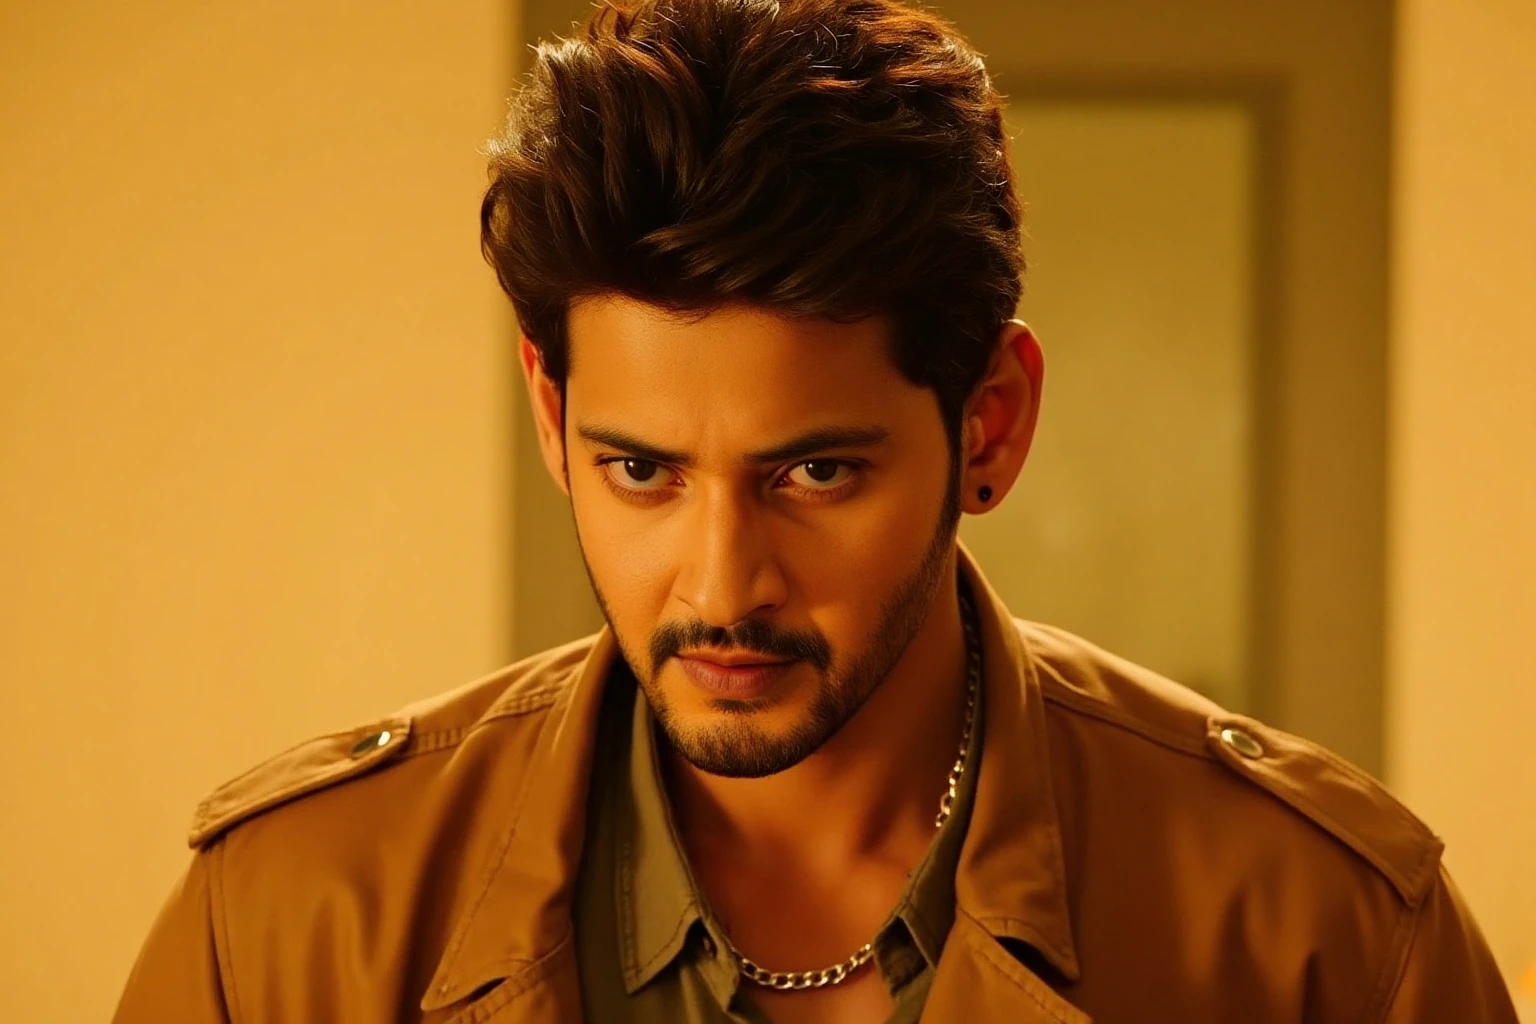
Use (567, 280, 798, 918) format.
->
(574, 662, 982, 1023)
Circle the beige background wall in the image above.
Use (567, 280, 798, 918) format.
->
(0, 2, 516, 1020)
(965, 100, 1257, 711)
(968, 0, 1396, 780)
(1389, 0, 1536, 987)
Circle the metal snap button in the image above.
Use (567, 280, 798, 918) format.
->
(1220, 727, 1264, 759)
(350, 730, 391, 758)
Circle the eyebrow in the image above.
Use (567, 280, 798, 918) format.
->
(574, 423, 892, 467)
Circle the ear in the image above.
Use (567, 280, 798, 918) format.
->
(960, 320, 1044, 515)
(518, 334, 570, 496)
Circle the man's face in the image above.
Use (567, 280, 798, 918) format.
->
(560, 295, 960, 778)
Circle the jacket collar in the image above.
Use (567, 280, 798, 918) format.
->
(420, 627, 620, 1012)
(421, 541, 1082, 1015)
(953, 544, 1082, 983)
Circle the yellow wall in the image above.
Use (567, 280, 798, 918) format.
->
(1389, 0, 1536, 983)
(512, 0, 612, 657)
(967, 101, 1257, 711)
(965, 0, 1395, 783)
(0, 2, 515, 1020)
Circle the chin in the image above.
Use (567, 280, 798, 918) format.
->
(667, 687, 796, 731)
(653, 697, 831, 779)
(670, 726, 819, 779)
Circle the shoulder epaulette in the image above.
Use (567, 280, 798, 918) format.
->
(1205, 714, 1444, 907)
(187, 714, 412, 848)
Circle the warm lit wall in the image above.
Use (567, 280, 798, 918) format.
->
(0, 2, 515, 1020)
(1389, 0, 1536, 984)
(966, 101, 1257, 711)
(962, 0, 1395, 784)
(513, 0, 611, 656)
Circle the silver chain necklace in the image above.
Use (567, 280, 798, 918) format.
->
(726, 591, 983, 991)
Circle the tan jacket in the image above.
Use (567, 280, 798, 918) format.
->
(113, 553, 1517, 1023)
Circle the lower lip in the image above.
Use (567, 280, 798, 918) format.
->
(679, 658, 796, 699)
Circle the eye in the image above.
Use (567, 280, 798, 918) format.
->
(784, 460, 854, 490)
(603, 458, 670, 491)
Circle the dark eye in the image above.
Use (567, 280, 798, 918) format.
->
(785, 460, 853, 489)
(603, 458, 669, 491)
(623, 459, 659, 482)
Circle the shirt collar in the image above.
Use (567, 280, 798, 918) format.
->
(618, 678, 718, 994)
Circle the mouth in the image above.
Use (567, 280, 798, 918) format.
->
(677, 650, 793, 668)
(677, 655, 798, 699)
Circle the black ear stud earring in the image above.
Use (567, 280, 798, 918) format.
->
(978, 485, 993, 504)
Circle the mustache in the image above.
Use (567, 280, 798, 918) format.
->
(650, 617, 833, 675)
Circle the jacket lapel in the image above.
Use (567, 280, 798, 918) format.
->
(931, 548, 1089, 1021)
(455, 936, 583, 1024)
(952, 548, 1081, 968)
(422, 631, 622, 1023)
(426, 933, 581, 1024)
(922, 911, 1090, 1024)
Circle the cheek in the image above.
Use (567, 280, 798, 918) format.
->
(779, 479, 946, 616)
(570, 480, 677, 619)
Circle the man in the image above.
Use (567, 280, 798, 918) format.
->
(113, 0, 1518, 1021)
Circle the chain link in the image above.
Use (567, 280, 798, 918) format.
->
(728, 590, 982, 991)
(735, 942, 875, 991)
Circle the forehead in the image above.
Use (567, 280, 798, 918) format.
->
(565, 295, 932, 445)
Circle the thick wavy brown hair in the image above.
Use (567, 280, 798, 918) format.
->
(481, 0, 1023, 450)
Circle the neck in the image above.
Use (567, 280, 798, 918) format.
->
(660, 557, 971, 871)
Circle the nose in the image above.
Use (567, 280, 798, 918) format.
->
(673, 483, 787, 628)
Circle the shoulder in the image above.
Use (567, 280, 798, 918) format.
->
(186, 632, 603, 848)
(1016, 619, 1444, 909)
